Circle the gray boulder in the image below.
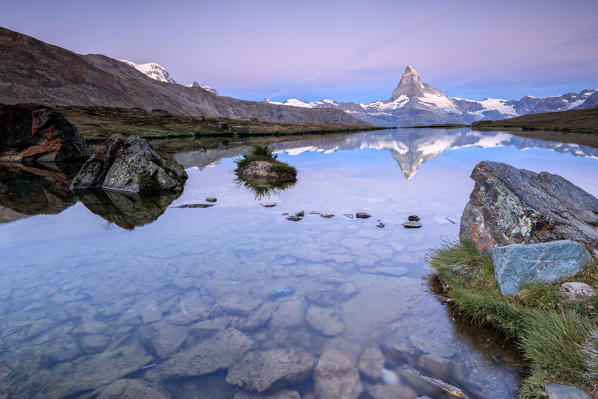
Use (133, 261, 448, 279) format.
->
(460, 161, 598, 258)
(545, 384, 590, 399)
(491, 240, 592, 295)
(70, 134, 187, 194)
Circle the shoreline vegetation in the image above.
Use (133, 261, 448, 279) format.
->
(55, 105, 385, 143)
(429, 241, 598, 398)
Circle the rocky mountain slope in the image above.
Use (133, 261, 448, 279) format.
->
(268, 66, 597, 127)
(0, 27, 366, 126)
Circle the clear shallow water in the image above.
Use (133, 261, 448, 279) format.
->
(1, 128, 598, 398)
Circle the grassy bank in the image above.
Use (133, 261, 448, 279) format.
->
(56, 105, 381, 143)
(471, 106, 598, 134)
(429, 241, 598, 398)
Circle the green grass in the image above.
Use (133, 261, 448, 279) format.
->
(429, 241, 598, 398)
(234, 145, 297, 178)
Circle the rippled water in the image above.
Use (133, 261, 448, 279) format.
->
(1, 128, 598, 398)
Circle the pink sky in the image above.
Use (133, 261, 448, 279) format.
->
(2, 0, 597, 102)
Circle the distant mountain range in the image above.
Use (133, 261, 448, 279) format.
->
(0, 27, 365, 126)
(266, 66, 598, 127)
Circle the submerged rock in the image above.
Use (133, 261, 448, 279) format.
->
(267, 285, 295, 300)
(544, 384, 590, 399)
(226, 348, 316, 392)
(408, 215, 420, 222)
(205, 197, 217, 202)
(358, 342, 385, 381)
(356, 212, 371, 219)
(0, 104, 92, 162)
(70, 134, 187, 194)
(314, 348, 362, 399)
(234, 390, 301, 399)
(366, 383, 418, 399)
(173, 203, 214, 208)
(460, 161, 598, 257)
(492, 240, 592, 295)
(155, 328, 255, 379)
(306, 306, 345, 336)
(402, 221, 422, 228)
(96, 379, 170, 399)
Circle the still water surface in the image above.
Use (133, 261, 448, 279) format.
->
(1, 128, 598, 398)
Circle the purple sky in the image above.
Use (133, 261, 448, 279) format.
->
(2, 0, 598, 103)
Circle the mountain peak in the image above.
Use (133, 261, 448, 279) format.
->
(119, 59, 177, 84)
(391, 65, 426, 100)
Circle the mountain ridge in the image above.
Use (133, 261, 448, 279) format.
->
(268, 66, 597, 127)
(0, 27, 367, 126)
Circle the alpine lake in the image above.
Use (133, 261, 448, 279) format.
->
(1, 127, 598, 399)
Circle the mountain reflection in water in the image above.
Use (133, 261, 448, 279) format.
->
(174, 128, 598, 179)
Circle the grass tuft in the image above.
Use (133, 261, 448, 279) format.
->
(429, 241, 597, 398)
(234, 145, 297, 178)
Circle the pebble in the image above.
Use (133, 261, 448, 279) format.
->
(260, 203, 277, 207)
(356, 212, 371, 219)
(205, 197, 217, 203)
(287, 216, 302, 222)
(408, 215, 420, 221)
(376, 222, 385, 228)
(344, 213, 354, 219)
(321, 213, 335, 218)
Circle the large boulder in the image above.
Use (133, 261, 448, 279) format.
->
(0, 104, 92, 162)
(492, 240, 592, 295)
(460, 161, 598, 258)
(70, 134, 187, 194)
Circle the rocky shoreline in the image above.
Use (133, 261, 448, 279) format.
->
(431, 161, 598, 398)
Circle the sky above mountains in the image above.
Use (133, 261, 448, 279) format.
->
(2, 0, 598, 103)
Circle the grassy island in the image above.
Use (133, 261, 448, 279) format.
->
(429, 241, 598, 398)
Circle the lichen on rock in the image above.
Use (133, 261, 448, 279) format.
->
(70, 134, 187, 194)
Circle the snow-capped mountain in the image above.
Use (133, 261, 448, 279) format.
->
(267, 66, 597, 127)
(119, 60, 219, 95)
(189, 81, 218, 95)
(119, 60, 177, 84)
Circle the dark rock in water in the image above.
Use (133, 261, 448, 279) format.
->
(460, 161, 598, 257)
(408, 215, 420, 221)
(267, 285, 295, 300)
(544, 384, 590, 399)
(492, 240, 592, 295)
(321, 213, 334, 218)
(0, 162, 78, 223)
(173, 203, 214, 208)
(356, 212, 371, 219)
(260, 203, 276, 207)
(150, 109, 171, 117)
(70, 134, 187, 194)
(376, 222, 385, 228)
(0, 104, 92, 162)
(344, 213, 354, 219)
(205, 197, 217, 203)
(295, 211, 305, 217)
(402, 221, 422, 228)
(226, 348, 316, 392)
(78, 190, 181, 230)
(218, 121, 229, 130)
(286, 215, 302, 222)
